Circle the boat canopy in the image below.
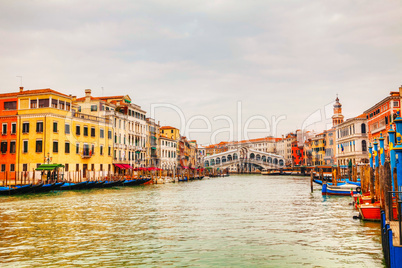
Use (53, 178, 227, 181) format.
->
(36, 164, 65, 171)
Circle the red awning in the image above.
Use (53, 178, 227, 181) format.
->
(122, 164, 133, 169)
(114, 164, 126, 169)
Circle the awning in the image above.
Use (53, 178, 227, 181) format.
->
(122, 164, 133, 169)
(114, 164, 126, 169)
(36, 164, 65, 171)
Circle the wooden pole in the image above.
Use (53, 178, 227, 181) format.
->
(383, 162, 392, 221)
(370, 167, 375, 203)
(375, 166, 380, 202)
(393, 167, 399, 202)
(310, 171, 313, 193)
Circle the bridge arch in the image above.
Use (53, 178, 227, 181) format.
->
(250, 153, 255, 159)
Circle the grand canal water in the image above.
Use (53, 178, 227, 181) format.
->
(0, 175, 383, 267)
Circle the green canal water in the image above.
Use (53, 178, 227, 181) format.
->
(0, 175, 383, 267)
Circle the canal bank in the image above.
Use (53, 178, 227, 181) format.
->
(0, 175, 383, 267)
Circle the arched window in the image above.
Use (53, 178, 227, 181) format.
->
(256, 154, 261, 161)
(262, 156, 266, 162)
(216, 157, 221, 164)
(227, 155, 232, 161)
(279, 159, 284, 166)
(222, 156, 227, 163)
(205, 160, 209, 167)
(361, 123, 366, 134)
(250, 153, 255, 159)
(210, 159, 215, 166)
(273, 158, 278, 165)
(233, 153, 238, 160)
(268, 157, 272, 163)
(362, 140, 367, 151)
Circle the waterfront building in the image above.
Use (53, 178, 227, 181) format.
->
(188, 140, 198, 167)
(159, 135, 177, 170)
(160, 126, 180, 141)
(75, 89, 148, 172)
(303, 139, 313, 166)
(323, 128, 336, 165)
(146, 118, 160, 167)
(291, 140, 304, 166)
(284, 133, 296, 166)
(17, 87, 113, 178)
(336, 114, 369, 166)
(311, 132, 326, 165)
(363, 86, 402, 156)
(0, 89, 19, 181)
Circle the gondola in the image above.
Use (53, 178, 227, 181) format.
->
(32, 182, 64, 193)
(59, 181, 88, 190)
(0, 184, 32, 196)
(102, 180, 122, 188)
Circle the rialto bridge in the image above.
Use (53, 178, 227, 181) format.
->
(203, 147, 285, 172)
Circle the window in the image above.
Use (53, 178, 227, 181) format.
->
(51, 99, 58, 108)
(1, 164, 5, 171)
(100, 145, 103, 155)
(65, 164, 69, 172)
(394, 101, 399, 107)
(83, 144, 90, 156)
(30, 99, 37, 108)
(1, 141, 7, 154)
(65, 142, 70, 154)
(23, 164, 27, 171)
(100, 164, 103, 171)
(36, 121, 43, 133)
(59, 101, 65, 110)
(38, 99, 49, 108)
(2, 123, 7, 135)
(66, 102, 71, 111)
(78, 106, 81, 112)
(108, 146, 111, 156)
(362, 140, 367, 152)
(83, 126, 88, 136)
(65, 124, 70, 134)
(76, 125, 81, 135)
(91, 164, 94, 171)
(53, 121, 58, 133)
(53, 141, 58, 153)
(10, 164, 15, 172)
(22, 122, 29, 133)
(91, 127, 95, 137)
(4, 101, 16, 110)
(23, 140, 28, 153)
(76, 143, 80, 154)
(100, 128, 104, 138)
(91, 144, 95, 155)
(10, 141, 15, 153)
(36, 140, 43, 153)
(91, 105, 97, 111)
(108, 130, 112, 139)
(361, 123, 366, 134)
(11, 123, 16, 134)
(76, 164, 79, 171)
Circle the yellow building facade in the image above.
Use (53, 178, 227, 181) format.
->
(17, 88, 113, 177)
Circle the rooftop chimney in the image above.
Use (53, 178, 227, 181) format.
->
(399, 85, 402, 97)
(85, 89, 91, 97)
(19, 86, 24, 92)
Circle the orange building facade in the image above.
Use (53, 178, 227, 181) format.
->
(0, 93, 19, 181)
(363, 87, 402, 157)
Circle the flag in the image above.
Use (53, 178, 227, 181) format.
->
(341, 144, 344, 152)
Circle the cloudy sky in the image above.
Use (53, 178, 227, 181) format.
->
(0, 0, 401, 145)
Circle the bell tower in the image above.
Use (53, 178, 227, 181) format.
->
(332, 95, 344, 127)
